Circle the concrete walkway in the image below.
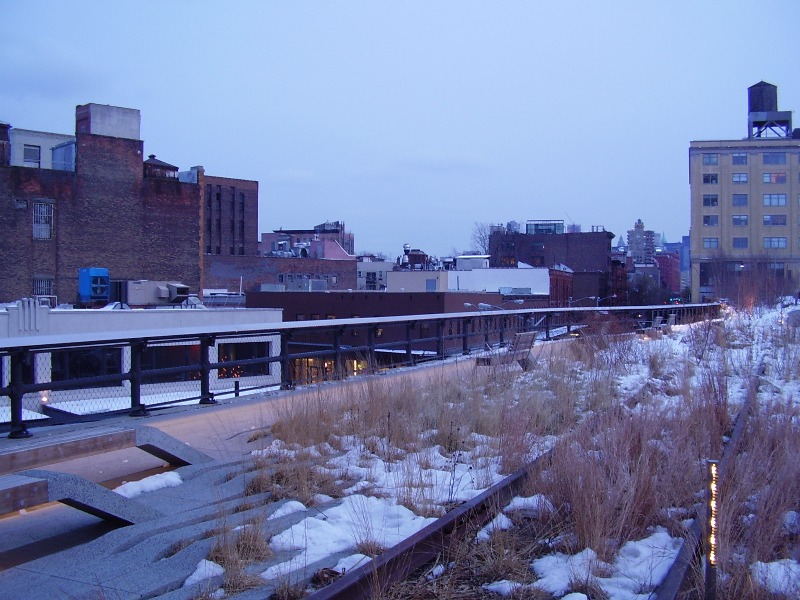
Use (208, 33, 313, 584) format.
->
(0, 355, 485, 576)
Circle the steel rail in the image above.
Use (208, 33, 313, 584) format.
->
(307, 457, 544, 600)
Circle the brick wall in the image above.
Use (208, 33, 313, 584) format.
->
(204, 255, 358, 295)
(0, 133, 201, 304)
(203, 175, 258, 258)
(0, 167, 73, 301)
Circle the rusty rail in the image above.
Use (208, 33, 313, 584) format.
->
(308, 458, 540, 600)
(309, 358, 764, 600)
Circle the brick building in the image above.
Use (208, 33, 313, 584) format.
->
(207, 255, 358, 294)
(488, 221, 620, 304)
(654, 250, 681, 295)
(0, 104, 201, 304)
(0, 103, 260, 304)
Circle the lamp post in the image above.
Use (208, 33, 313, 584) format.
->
(464, 299, 524, 311)
(568, 296, 597, 307)
(568, 295, 617, 307)
(595, 294, 618, 306)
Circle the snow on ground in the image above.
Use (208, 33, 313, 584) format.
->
(183, 558, 225, 588)
(751, 559, 800, 596)
(261, 494, 437, 580)
(113, 471, 183, 498)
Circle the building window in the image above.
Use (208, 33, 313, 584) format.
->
(218, 341, 271, 378)
(763, 214, 787, 226)
(703, 174, 718, 185)
(33, 201, 54, 239)
(702, 194, 718, 207)
(763, 152, 786, 165)
(763, 172, 786, 184)
(732, 153, 747, 165)
(32, 276, 53, 296)
(732, 215, 748, 227)
(702, 237, 719, 249)
(732, 194, 748, 206)
(732, 173, 748, 184)
(763, 237, 787, 249)
(702, 215, 718, 226)
(23, 144, 41, 168)
(732, 237, 748, 249)
(702, 154, 719, 165)
(764, 194, 787, 206)
(765, 262, 785, 277)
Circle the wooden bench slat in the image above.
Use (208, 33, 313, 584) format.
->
(0, 429, 137, 476)
(0, 474, 49, 514)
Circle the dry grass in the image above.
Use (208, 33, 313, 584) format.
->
(245, 458, 341, 505)
(206, 518, 273, 595)
(252, 310, 800, 598)
(270, 580, 307, 600)
(384, 508, 562, 599)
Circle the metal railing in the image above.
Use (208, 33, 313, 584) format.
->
(0, 303, 719, 438)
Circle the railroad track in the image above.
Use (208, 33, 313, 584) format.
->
(307, 359, 766, 600)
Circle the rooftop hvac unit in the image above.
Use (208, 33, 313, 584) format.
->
(167, 283, 189, 303)
(78, 267, 110, 303)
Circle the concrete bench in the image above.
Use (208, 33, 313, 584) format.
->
(475, 331, 537, 371)
(0, 425, 212, 522)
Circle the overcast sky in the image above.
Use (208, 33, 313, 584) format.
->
(3, 1, 799, 259)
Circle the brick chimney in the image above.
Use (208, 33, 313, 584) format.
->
(0, 121, 10, 166)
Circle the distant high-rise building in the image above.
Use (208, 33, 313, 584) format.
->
(627, 219, 656, 264)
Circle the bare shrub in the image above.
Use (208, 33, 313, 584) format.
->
(685, 318, 721, 361)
